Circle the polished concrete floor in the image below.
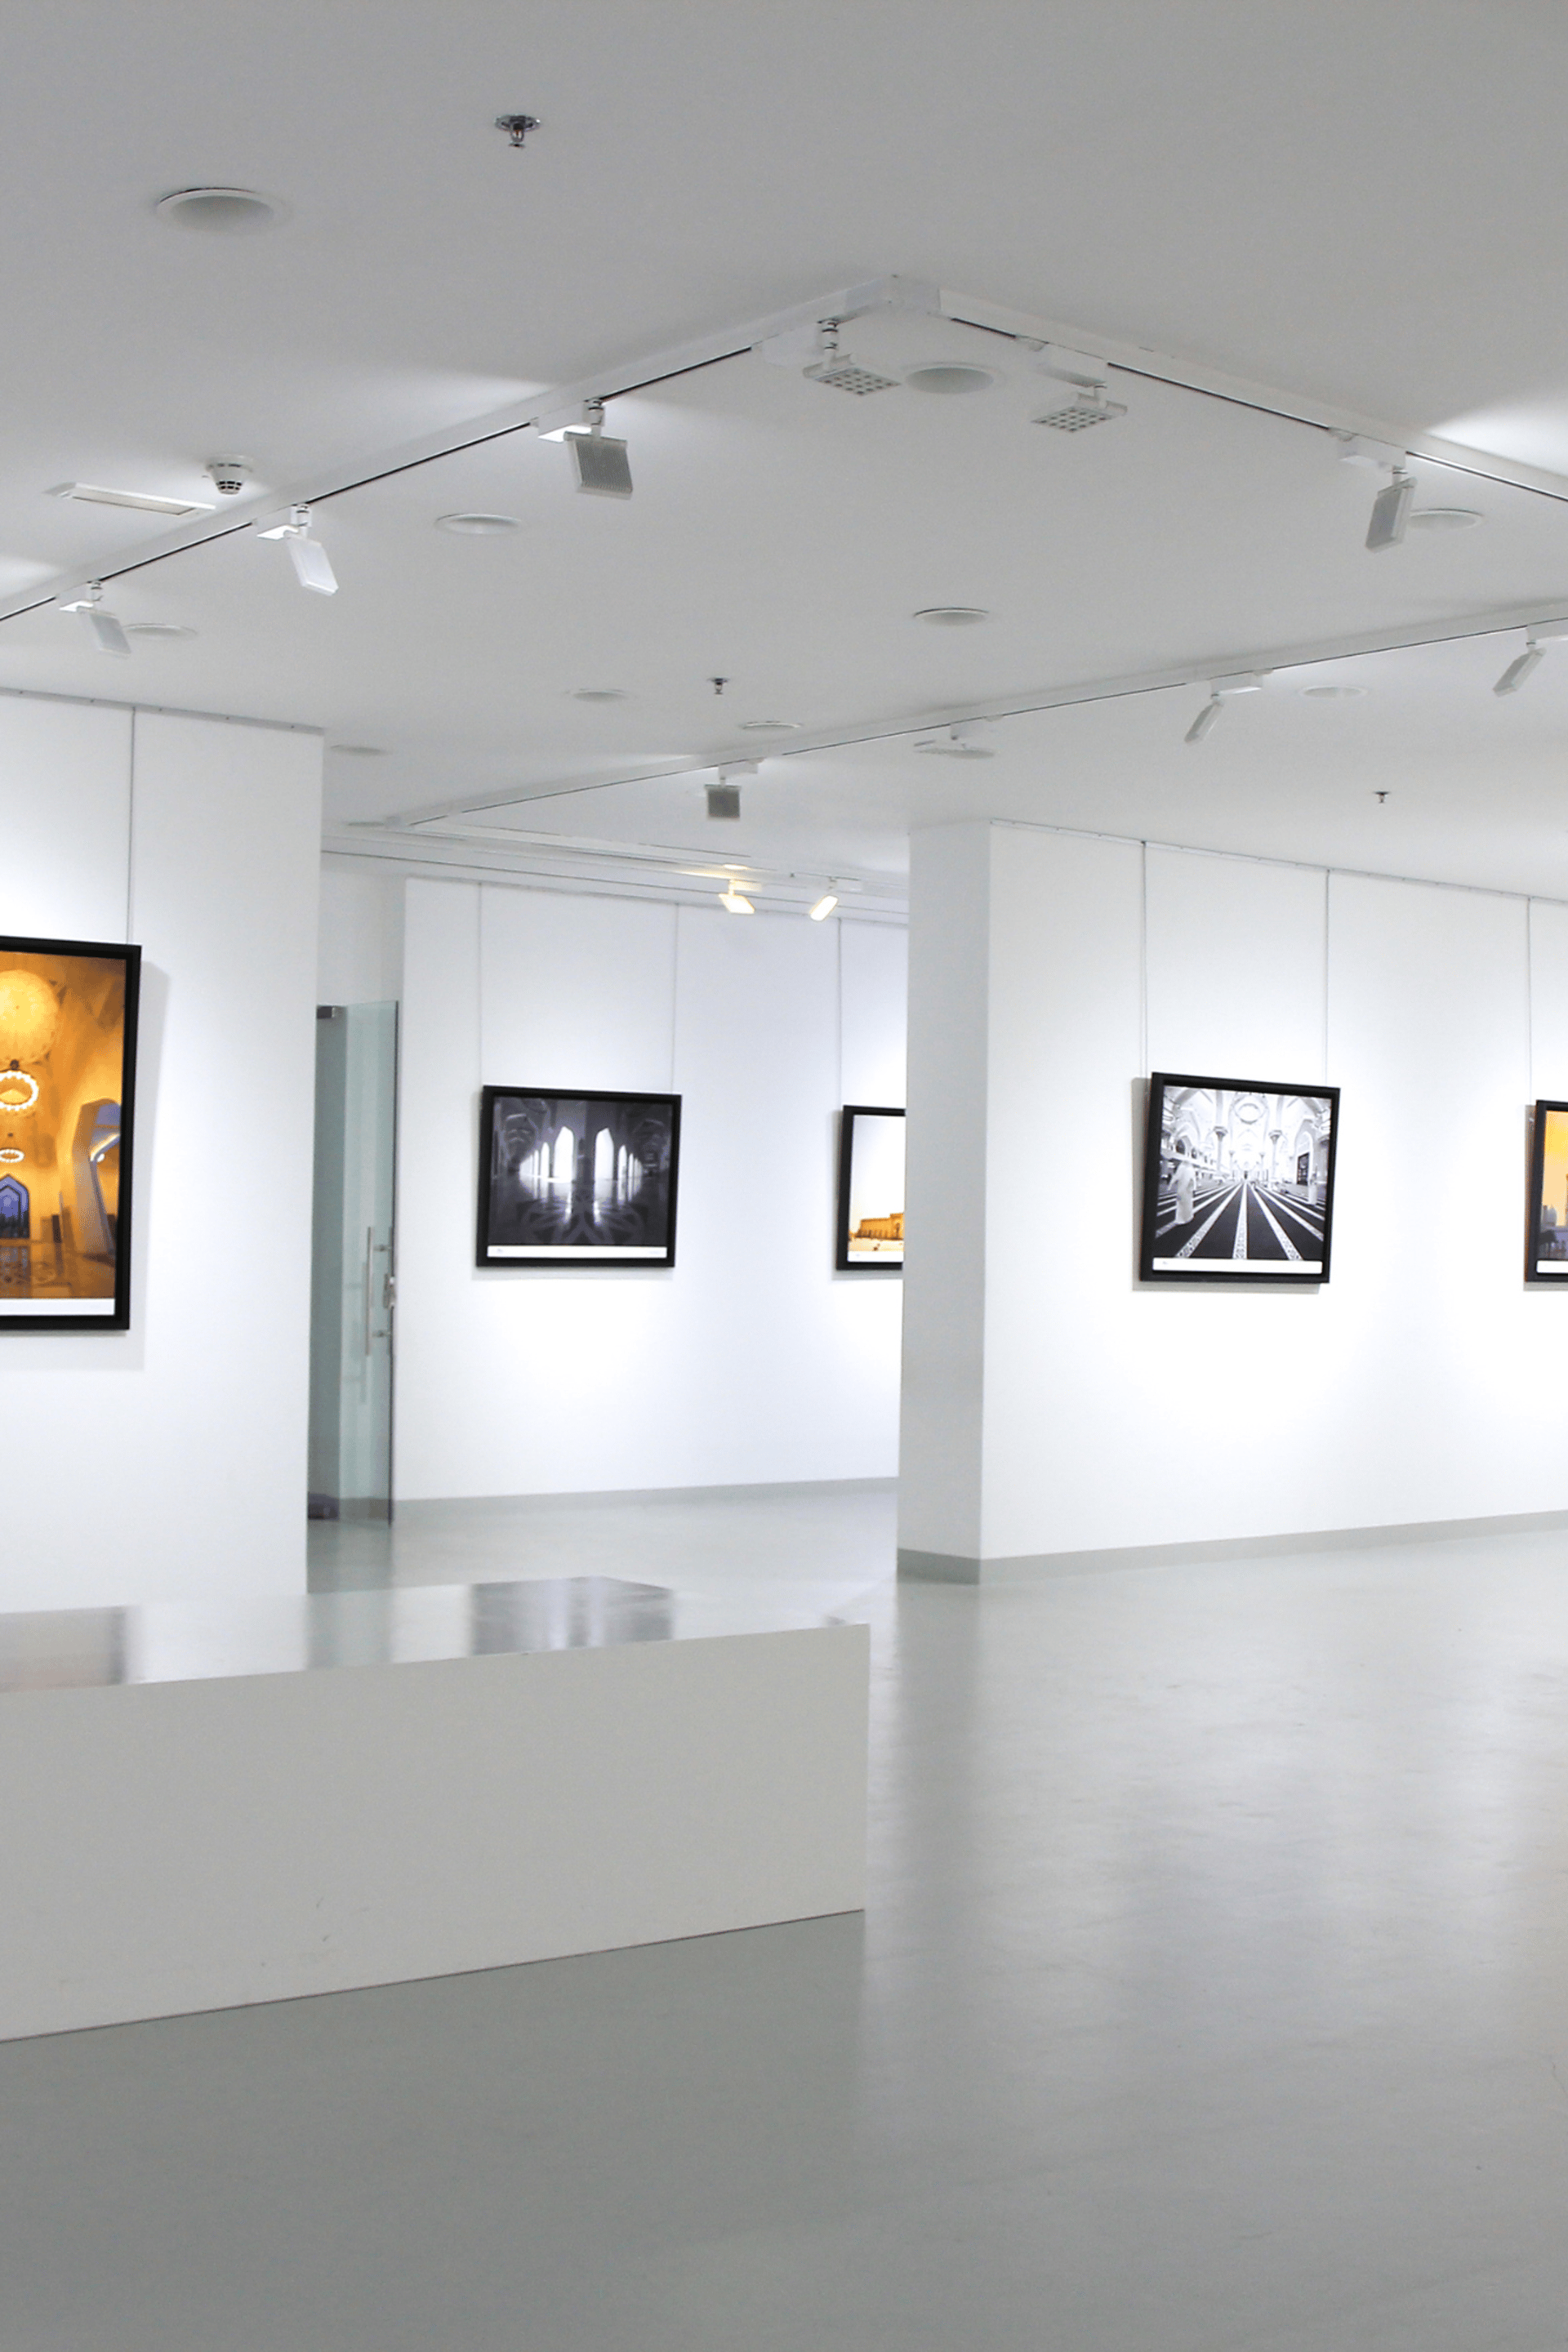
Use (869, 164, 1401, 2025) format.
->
(6, 1495, 1568, 2350)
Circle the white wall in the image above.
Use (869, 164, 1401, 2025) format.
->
(316, 859, 403, 1005)
(394, 877, 906, 1499)
(0, 695, 322, 1610)
(901, 819, 1568, 1568)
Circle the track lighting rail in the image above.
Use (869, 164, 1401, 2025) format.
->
(8, 274, 1568, 639)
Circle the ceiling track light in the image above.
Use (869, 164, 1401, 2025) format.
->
(255, 504, 337, 594)
(808, 889, 840, 921)
(915, 719, 996, 758)
(564, 400, 633, 498)
(50, 481, 214, 517)
(1494, 623, 1568, 696)
(56, 581, 130, 657)
(706, 760, 757, 821)
(1184, 673, 1265, 744)
(1366, 459, 1416, 552)
(803, 322, 899, 397)
(1031, 343, 1126, 431)
(719, 875, 755, 915)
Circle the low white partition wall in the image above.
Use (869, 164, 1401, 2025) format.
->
(0, 1579, 868, 2042)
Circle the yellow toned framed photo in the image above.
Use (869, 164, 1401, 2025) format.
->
(0, 936, 141, 1333)
(836, 1104, 905, 1271)
(1526, 1099, 1568, 1281)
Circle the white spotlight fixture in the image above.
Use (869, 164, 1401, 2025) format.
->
(1031, 344, 1126, 431)
(706, 760, 757, 820)
(255, 504, 337, 593)
(50, 480, 214, 517)
(1184, 673, 1264, 745)
(1366, 461, 1416, 551)
(802, 323, 899, 397)
(719, 875, 755, 915)
(915, 719, 996, 759)
(56, 582, 130, 657)
(1334, 435, 1418, 552)
(1494, 622, 1568, 696)
(808, 889, 840, 921)
(562, 401, 633, 498)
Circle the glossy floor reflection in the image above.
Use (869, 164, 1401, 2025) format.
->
(6, 1507, 1568, 2350)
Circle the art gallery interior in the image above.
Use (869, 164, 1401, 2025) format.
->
(5, 5, 1568, 2345)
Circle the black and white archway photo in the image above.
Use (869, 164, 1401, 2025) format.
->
(1139, 1072, 1340, 1285)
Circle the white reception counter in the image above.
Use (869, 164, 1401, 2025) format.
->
(0, 1577, 868, 2042)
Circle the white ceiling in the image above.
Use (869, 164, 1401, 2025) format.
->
(6, 0, 1568, 905)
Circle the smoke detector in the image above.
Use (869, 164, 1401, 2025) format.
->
(205, 457, 252, 496)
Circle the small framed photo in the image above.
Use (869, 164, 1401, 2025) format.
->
(477, 1088, 680, 1267)
(1526, 1099, 1568, 1280)
(0, 935, 141, 1333)
(1139, 1071, 1339, 1284)
(836, 1104, 905, 1270)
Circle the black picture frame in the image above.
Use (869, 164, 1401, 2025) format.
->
(835, 1103, 906, 1271)
(1138, 1070, 1339, 1285)
(0, 934, 141, 1334)
(476, 1087, 681, 1268)
(1525, 1098, 1568, 1281)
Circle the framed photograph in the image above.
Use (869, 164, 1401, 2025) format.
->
(477, 1088, 680, 1267)
(836, 1104, 905, 1270)
(1526, 1098, 1568, 1280)
(0, 935, 141, 1333)
(1139, 1071, 1339, 1284)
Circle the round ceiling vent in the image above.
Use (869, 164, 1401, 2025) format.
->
(436, 512, 520, 535)
(1300, 684, 1367, 699)
(904, 363, 999, 396)
(913, 606, 991, 626)
(569, 688, 630, 702)
(740, 719, 804, 732)
(154, 187, 288, 234)
(331, 743, 389, 756)
(124, 622, 197, 640)
(1406, 507, 1483, 532)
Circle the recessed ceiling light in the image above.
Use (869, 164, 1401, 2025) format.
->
(914, 606, 990, 626)
(435, 511, 520, 534)
(1300, 684, 1367, 699)
(49, 482, 215, 518)
(124, 622, 197, 639)
(569, 688, 630, 702)
(154, 186, 287, 234)
(904, 363, 999, 395)
(740, 719, 804, 732)
(1406, 507, 1483, 532)
(331, 742, 388, 756)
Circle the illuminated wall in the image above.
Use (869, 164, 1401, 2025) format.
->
(0, 694, 322, 1610)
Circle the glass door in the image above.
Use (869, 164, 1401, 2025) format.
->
(309, 1002, 398, 1521)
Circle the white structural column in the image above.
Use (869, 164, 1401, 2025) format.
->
(896, 823, 1000, 1570)
(898, 819, 1568, 1579)
(0, 696, 322, 1611)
